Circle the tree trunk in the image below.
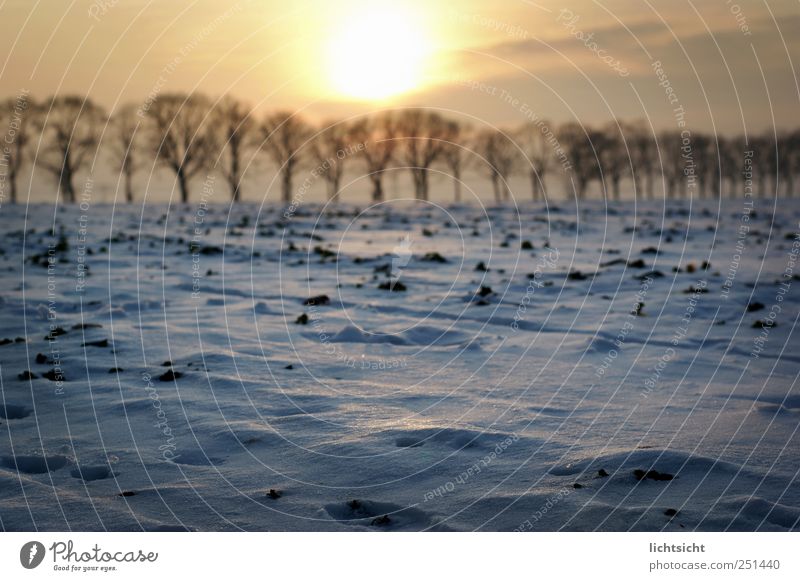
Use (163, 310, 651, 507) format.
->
(281, 169, 292, 204)
(60, 167, 75, 203)
(529, 170, 539, 201)
(411, 170, 422, 199)
(490, 174, 501, 203)
(416, 170, 429, 201)
(612, 177, 621, 200)
(327, 175, 341, 201)
(326, 182, 333, 201)
(125, 170, 134, 203)
(9, 170, 17, 204)
(177, 168, 189, 203)
(631, 173, 641, 198)
(230, 155, 241, 202)
(578, 178, 588, 199)
(371, 176, 384, 201)
(453, 168, 462, 203)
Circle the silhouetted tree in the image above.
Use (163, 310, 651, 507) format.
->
(261, 110, 312, 204)
(311, 120, 351, 201)
(791, 131, 800, 196)
(559, 122, 600, 199)
(776, 130, 800, 196)
(517, 120, 554, 201)
(750, 134, 774, 196)
(441, 120, 466, 203)
(691, 132, 713, 198)
(108, 104, 141, 203)
(18, 91, 800, 204)
(34, 95, 105, 203)
(623, 120, 657, 198)
(658, 131, 685, 197)
(350, 112, 399, 201)
(766, 134, 782, 196)
(0, 93, 33, 204)
(397, 109, 457, 200)
(475, 128, 517, 203)
(147, 92, 216, 203)
(713, 136, 740, 197)
(214, 95, 257, 202)
(598, 121, 627, 200)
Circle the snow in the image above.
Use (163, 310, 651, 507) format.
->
(0, 197, 798, 531)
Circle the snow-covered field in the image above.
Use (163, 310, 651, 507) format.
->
(1, 196, 799, 531)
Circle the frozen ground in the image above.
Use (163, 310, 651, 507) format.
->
(0, 196, 799, 531)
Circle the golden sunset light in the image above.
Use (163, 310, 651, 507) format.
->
(325, 4, 434, 100)
(1, 1, 800, 568)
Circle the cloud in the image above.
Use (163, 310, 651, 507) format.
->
(423, 6, 800, 133)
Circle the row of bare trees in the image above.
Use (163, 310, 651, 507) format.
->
(1, 92, 797, 204)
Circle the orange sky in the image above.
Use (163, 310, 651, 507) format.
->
(1, 0, 798, 134)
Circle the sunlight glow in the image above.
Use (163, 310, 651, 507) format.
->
(326, 5, 432, 101)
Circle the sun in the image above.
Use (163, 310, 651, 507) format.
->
(326, 5, 432, 101)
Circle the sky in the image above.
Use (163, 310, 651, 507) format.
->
(1, 0, 798, 135)
(1, 0, 799, 203)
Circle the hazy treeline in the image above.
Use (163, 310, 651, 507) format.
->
(0, 92, 794, 205)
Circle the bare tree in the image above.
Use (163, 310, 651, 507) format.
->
(475, 128, 517, 203)
(776, 130, 800, 196)
(767, 134, 783, 196)
(146, 93, 216, 203)
(791, 131, 800, 197)
(622, 120, 657, 198)
(441, 120, 466, 203)
(108, 104, 142, 203)
(658, 131, 685, 197)
(596, 122, 629, 200)
(517, 120, 554, 201)
(750, 134, 775, 196)
(349, 112, 400, 201)
(311, 120, 351, 201)
(559, 122, 600, 199)
(397, 109, 457, 200)
(260, 110, 312, 204)
(214, 95, 257, 202)
(0, 93, 34, 204)
(34, 95, 105, 203)
(712, 136, 741, 197)
(690, 132, 713, 198)
(660, 131, 712, 199)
